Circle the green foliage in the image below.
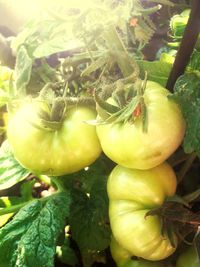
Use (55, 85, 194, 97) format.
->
(12, 17, 78, 94)
(171, 73, 200, 156)
(140, 48, 199, 88)
(169, 9, 200, 51)
(0, 141, 30, 190)
(60, 155, 112, 193)
(170, 9, 190, 39)
(10, 0, 174, 95)
(69, 176, 111, 251)
(138, 58, 172, 86)
(15, 46, 32, 92)
(188, 50, 200, 71)
(11, 18, 78, 59)
(0, 193, 70, 267)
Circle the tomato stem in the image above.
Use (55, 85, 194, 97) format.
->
(50, 177, 66, 193)
(37, 175, 51, 186)
(103, 24, 139, 78)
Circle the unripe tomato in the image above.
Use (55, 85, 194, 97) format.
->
(108, 162, 177, 261)
(96, 81, 185, 169)
(7, 99, 102, 175)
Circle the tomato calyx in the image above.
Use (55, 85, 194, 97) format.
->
(146, 198, 200, 248)
(25, 83, 95, 131)
(94, 75, 148, 131)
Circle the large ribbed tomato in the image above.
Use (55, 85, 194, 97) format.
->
(96, 81, 185, 169)
(108, 162, 177, 261)
(7, 98, 101, 176)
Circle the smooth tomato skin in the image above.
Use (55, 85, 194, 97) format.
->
(96, 81, 185, 169)
(176, 247, 199, 267)
(110, 237, 163, 267)
(7, 100, 102, 176)
(108, 162, 177, 261)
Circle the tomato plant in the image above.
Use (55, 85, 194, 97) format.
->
(0, 1, 200, 267)
(96, 81, 185, 170)
(7, 98, 101, 175)
(107, 162, 177, 261)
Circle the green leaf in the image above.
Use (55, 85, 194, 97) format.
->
(188, 50, 200, 71)
(11, 21, 38, 54)
(0, 192, 70, 267)
(33, 38, 81, 59)
(59, 155, 112, 193)
(69, 176, 111, 251)
(170, 10, 190, 38)
(137, 59, 172, 87)
(171, 73, 200, 156)
(15, 46, 32, 93)
(0, 141, 30, 190)
(0, 200, 42, 267)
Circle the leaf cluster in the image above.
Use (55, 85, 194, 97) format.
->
(171, 73, 200, 157)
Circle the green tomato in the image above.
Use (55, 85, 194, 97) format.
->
(108, 162, 177, 261)
(110, 236, 163, 267)
(96, 81, 185, 170)
(176, 247, 199, 267)
(7, 99, 102, 176)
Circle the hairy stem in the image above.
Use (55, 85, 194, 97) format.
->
(103, 24, 139, 78)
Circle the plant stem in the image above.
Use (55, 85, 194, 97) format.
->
(0, 192, 62, 216)
(37, 174, 51, 185)
(177, 152, 196, 183)
(0, 202, 30, 216)
(103, 24, 139, 78)
(50, 176, 66, 192)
